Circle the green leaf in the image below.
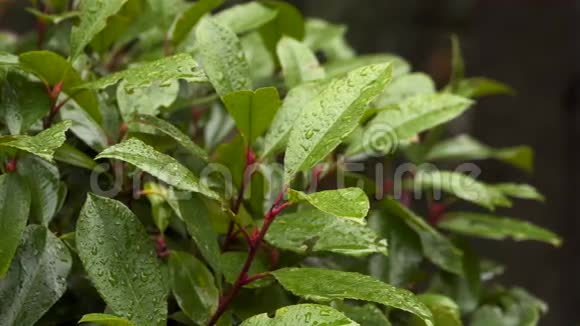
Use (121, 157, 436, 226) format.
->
(303, 18, 354, 61)
(346, 94, 473, 157)
(425, 135, 533, 172)
(440, 212, 561, 246)
(169, 251, 219, 325)
(369, 212, 422, 287)
(76, 194, 168, 326)
(333, 302, 391, 326)
(413, 170, 511, 210)
(54, 143, 103, 171)
(117, 80, 179, 121)
(79, 313, 134, 326)
(241, 32, 275, 83)
(129, 114, 208, 161)
(17, 156, 61, 225)
(374, 73, 436, 107)
(449, 35, 464, 90)
(214, 2, 278, 34)
(144, 182, 173, 233)
(470, 288, 545, 326)
(324, 54, 410, 79)
(175, 194, 222, 271)
(81, 53, 208, 90)
(261, 81, 324, 158)
(172, 0, 223, 46)
(195, 17, 252, 97)
(0, 72, 50, 134)
(19, 51, 101, 123)
(222, 87, 281, 144)
(381, 197, 463, 274)
(410, 294, 462, 326)
(271, 267, 433, 326)
(0, 173, 30, 277)
(96, 138, 219, 199)
(241, 304, 359, 326)
(277, 36, 325, 89)
(492, 183, 544, 201)
(284, 63, 393, 182)
(258, 0, 305, 56)
(0, 225, 72, 325)
(59, 100, 108, 151)
(221, 252, 271, 288)
(0, 120, 72, 162)
(454, 78, 514, 98)
(26, 8, 80, 24)
(265, 208, 387, 256)
(288, 188, 370, 222)
(70, 0, 128, 59)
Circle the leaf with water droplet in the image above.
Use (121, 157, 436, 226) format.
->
(440, 212, 561, 246)
(214, 1, 278, 34)
(266, 208, 387, 256)
(70, 0, 128, 59)
(169, 251, 219, 325)
(261, 81, 325, 159)
(79, 53, 208, 90)
(0, 225, 72, 325)
(96, 138, 219, 200)
(17, 156, 61, 226)
(241, 304, 359, 325)
(288, 188, 370, 222)
(195, 17, 252, 97)
(0, 120, 72, 162)
(271, 267, 433, 326)
(76, 194, 168, 326)
(284, 63, 392, 183)
(0, 173, 30, 277)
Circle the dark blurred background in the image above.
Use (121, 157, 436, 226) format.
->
(1, 0, 579, 324)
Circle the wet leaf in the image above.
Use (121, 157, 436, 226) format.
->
(241, 304, 359, 326)
(324, 54, 409, 79)
(195, 17, 252, 97)
(0, 120, 72, 162)
(76, 194, 168, 326)
(70, 0, 128, 59)
(129, 114, 208, 162)
(261, 81, 323, 158)
(284, 63, 392, 182)
(266, 208, 387, 256)
(440, 212, 561, 246)
(409, 294, 462, 326)
(272, 267, 433, 326)
(80, 53, 208, 90)
(0, 173, 30, 277)
(288, 188, 369, 222)
(96, 138, 219, 199)
(17, 156, 61, 225)
(425, 135, 533, 172)
(0, 225, 72, 325)
(169, 251, 219, 325)
(215, 2, 278, 34)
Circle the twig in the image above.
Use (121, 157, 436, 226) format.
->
(207, 192, 290, 326)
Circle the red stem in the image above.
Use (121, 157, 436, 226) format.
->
(222, 148, 257, 251)
(207, 193, 289, 326)
(4, 158, 18, 173)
